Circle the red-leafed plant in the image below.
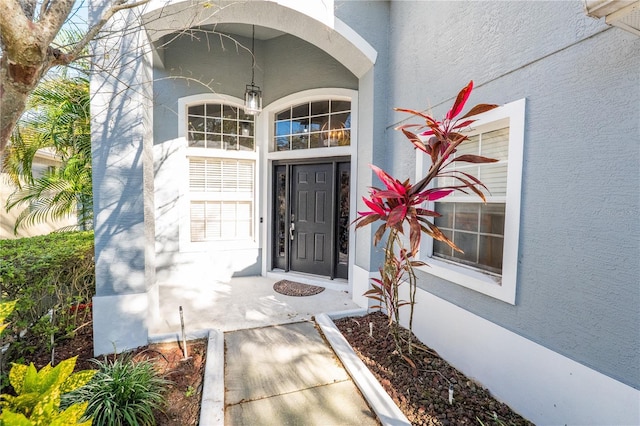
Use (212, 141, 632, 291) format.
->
(354, 81, 498, 353)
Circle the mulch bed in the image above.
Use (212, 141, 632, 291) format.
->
(18, 323, 206, 426)
(333, 311, 533, 426)
(273, 280, 325, 296)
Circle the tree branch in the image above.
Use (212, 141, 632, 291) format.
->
(0, 0, 34, 56)
(69, 0, 150, 59)
(17, 0, 36, 20)
(37, 0, 76, 41)
(39, 0, 52, 21)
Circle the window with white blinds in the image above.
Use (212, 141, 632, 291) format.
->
(188, 158, 254, 242)
(418, 98, 525, 304)
(189, 158, 254, 193)
(433, 127, 509, 274)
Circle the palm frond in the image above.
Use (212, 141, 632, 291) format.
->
(4, 67, 92, 232)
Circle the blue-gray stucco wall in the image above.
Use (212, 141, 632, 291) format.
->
(91, 7, 154, 297)
(335, 0, 392, 270)
(153, 32, 357, 142)
(378, 1, 639, 389)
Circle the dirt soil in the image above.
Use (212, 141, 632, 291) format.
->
(27, 323, 206, 426)
(333, 312, 534, 426)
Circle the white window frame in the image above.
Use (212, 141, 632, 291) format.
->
(178, 94, 260, 252)
(416, 98, 526, 304)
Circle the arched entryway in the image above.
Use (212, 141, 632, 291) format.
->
(91, 0, 377, 354)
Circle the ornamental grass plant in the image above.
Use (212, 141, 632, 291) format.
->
(62, 354, 170, 426)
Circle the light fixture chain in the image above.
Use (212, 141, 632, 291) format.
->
(251, 25, 255, 85)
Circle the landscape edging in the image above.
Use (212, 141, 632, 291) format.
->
(198, 329, 224, 426)
(316, 311, 411, 426)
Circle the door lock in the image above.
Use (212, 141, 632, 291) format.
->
(289, 222, 295, 240)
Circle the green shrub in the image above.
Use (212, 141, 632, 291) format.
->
(0, 231, 94, 359)
(0, 356, 95, 425)
(62, 355, 170, 426)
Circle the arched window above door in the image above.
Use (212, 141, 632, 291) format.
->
(273, 100, 351, 151)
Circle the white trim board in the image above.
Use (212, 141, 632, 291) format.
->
(401, 288, 640, 425)
(351, 264, 373, 309)
(316, 313, 410, 426)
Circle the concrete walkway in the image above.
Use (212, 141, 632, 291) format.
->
(224, 321, 378, 425)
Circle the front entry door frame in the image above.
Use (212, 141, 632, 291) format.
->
(272, 156, 350, 279)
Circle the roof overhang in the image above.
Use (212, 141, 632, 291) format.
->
(584, 0, 640, 36)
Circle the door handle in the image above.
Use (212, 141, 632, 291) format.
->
(289, 222, 295, 240)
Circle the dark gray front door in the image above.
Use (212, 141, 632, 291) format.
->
(272, 159, 350, 279)
(290, 163, 333, 276)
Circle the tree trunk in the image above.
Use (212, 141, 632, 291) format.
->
(0, 0, 76, 154)
(0, 57, 44, 152)
(0, 0, 149, 156)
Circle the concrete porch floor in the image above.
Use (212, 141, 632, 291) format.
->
(149, 275, 363, 338)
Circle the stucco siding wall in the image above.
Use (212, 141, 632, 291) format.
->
(153, 32, 357, 142)
(92, 11, 154, 297)
(386, 1, 639, 389)
(334, 1, 391, 271)
(152, 30, 358, 282)
(91, 5, 156, 354)
(263, 34, 358, 103)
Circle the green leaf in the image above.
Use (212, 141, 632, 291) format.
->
(34, 364, 59, 395)
(60, 370, 96, 394)
(22, 364, 39, 394)
(49, 402, 90, 426)
(5, 393, 40, 416)
(9, 364, 28, 395)
(46, 356, 77, 390)
(29, 396, 57, 424)
(0, 409, 34, 426)
(0, 301, 17, 324)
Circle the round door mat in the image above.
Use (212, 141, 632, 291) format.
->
(273, 280, 325, 297)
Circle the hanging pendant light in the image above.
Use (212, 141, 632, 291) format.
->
(244, 25, 262, 115)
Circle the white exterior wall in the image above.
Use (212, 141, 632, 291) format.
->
(398, 286, 640, 425)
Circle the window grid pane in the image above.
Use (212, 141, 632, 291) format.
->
(188, 103, 255, 151)
(434, 202, 504, 274)
(272, 100, 351, 151)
